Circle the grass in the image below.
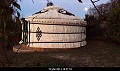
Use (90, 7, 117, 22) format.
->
(0, 40, 120, 67)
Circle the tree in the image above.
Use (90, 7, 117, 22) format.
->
(85, 14, 102, 39)
(85, 0, 105, 39)
(85, 0, 120, 43)
(0, 0, 21, 66)
(86, 0, 112, 38)
(0, 0, 21, 47)
(107, 0, 120, 43)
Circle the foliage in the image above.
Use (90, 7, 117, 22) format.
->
(0, 0, 21, 67)
(0, 0, 21, 49)
(85, 0, 120, 43)
(107, 0, 120, 43)
(85, 14, 102, 39)
(85, 0, 109, 40)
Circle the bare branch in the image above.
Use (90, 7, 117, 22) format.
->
(90, 0, 101, 16)
(78, 0, 83, 3)
(32, 0, 34, 3)
(93, 0, 100, 3)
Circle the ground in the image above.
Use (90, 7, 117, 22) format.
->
(0, 40, 120, 67)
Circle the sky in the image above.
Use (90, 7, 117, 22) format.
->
(18, 0, 110, 19)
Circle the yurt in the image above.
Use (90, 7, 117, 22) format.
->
(13, 2, 87, 52)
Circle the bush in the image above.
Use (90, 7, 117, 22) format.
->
(85, 15, 102, 39)
(86, 23, 102, 37)
(107, 2, 120, 43)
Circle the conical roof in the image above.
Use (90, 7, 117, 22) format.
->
(25, 5, 87, 26)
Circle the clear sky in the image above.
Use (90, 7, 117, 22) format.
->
(18, 0, 110, 19)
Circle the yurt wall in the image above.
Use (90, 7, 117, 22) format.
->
(21, 5, 87, 49)
(27, 23, 86, 48)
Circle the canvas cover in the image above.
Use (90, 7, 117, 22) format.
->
(23, 5, 87, 48)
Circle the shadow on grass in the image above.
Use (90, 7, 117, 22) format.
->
(0, 40, 120, 67)
(9, 53, 68, 67)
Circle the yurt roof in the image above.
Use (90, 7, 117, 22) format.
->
(25, 5, 87, 26)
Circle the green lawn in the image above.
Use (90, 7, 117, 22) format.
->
(0, 40, 120, 67)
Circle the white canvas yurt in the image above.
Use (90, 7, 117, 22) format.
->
(13, 2, 87, 52)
